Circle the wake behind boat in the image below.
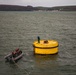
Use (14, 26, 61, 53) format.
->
(4, 48, 23, 63)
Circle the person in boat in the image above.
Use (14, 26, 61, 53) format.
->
(15, 48, 22, 55)
(12, 48, 22, 57)
(12, 48, 19, 57)
(15, 48, 19, 53)
(12, 52, 16, 57)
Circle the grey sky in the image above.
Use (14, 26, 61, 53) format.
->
(0, 0, 76, 7)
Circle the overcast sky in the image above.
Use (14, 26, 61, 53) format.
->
(0, 0, 76, 7)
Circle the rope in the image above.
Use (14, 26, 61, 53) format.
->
(12, 52, 33, 75)
(12, 59, 30, 75)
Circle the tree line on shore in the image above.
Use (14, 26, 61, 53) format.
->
(0, 5, 76, 11)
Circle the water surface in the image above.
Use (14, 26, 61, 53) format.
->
(0, 11, 76, 75)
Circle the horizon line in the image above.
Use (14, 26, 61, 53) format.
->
(0, 4, 76, 8)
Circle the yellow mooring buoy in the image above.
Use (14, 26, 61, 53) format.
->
(33, 37, 59, 55)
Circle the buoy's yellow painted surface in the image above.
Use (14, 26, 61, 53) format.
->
(33, 40, 59, 54)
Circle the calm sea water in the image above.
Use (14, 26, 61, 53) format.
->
(0, 11, 76, 75)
